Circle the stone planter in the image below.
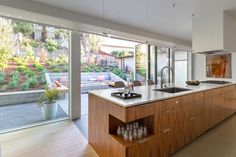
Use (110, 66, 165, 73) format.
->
(0, 90, 44, 106)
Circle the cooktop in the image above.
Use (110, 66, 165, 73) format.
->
(200, 80, 231, 84)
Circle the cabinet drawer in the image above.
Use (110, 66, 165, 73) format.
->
(163, 97, 183, 111)
(126, 102, 157, 122)
(159, 107, 185, 132)
(184, 100, 204, 119)
(204, 90, 214, 98)
(126, 135, 160, 157)
(192, 92, 204, 101)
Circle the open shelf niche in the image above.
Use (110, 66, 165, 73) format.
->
(109, 114, 155, 147)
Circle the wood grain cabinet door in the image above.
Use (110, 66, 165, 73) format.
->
(160, 128, 173, 157)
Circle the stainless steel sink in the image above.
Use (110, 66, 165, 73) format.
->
(153, 87, 192, 93)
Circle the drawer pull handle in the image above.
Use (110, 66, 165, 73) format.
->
(164, 110, 171, 114)
(176, 101, 179, 104)
(162, 128, 171, 133)
(138, 138, 150, 144)
(189, 117, 196, 121)
(201, 94, 204, 97)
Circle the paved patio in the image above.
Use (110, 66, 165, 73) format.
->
(0, 95, 70, 132)
(0, 91, 104, 132)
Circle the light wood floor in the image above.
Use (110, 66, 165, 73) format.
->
(0, 120, 98, 157)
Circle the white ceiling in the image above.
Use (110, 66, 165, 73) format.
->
(32, 0, 236, 42)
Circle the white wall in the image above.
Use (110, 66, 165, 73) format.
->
(192, 53, 236, 82)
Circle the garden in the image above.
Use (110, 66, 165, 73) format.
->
(0, 18, 69, 93)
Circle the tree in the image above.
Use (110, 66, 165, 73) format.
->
(81, 33, 102, 64)
(111, 50, 133, 58)
(54, 29, 69, 48)
(41, 25, 48, 42)
(13, 20, 34, 37)
(0, 18, 15, 71)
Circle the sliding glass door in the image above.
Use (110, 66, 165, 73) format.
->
(0, 17, 70, 132)
(135, 44, 148, 84)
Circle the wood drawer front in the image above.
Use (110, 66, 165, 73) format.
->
(126, 135, 160, 157)
(159, 107, 184, 132)
(204, 90, 214, 98)
(126, 102, 161, 122)
(182, 94, 193, 105)
(224, 85, 234, 93)
(192, 92, 204, 101)
(164, 97, 183, 111)
(213, 93, 224, 106)
(184, 100, 204, 119)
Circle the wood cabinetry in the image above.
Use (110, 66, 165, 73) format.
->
(89, 85, 236, 157)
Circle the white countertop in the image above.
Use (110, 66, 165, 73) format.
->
(89, 83, 235, 107)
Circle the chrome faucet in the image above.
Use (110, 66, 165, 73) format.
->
(160, 66, 175, 88)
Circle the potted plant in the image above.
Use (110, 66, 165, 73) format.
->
(38, 88, 61, 120)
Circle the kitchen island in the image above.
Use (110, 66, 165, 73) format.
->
(88, 83, 236, 157)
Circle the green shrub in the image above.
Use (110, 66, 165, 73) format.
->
(58, 54, 68, 65)
(10, 71, 19, 78)
(52, 68, 60, 73)
(0, 18, 15, 71)
(8, 76, 19, 89)
(30, 40, 41, 48)
(45, 39, 58, 53)
(28, 77, 37, 87)
(0, 71, 5, 84)
(39, 75, 46, 84)
(16, 66, 28, 73)
(13, 56, 28, 66)
(62, 65, 69, 72)
(31, 57, 41, 67)
(112, 68, 127, 80)
(35, 65, 46, 73)
(21, 80, 30, 91)
(25, 70, 35, 77)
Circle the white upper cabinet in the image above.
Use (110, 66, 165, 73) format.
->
(192, 12, 236, 53)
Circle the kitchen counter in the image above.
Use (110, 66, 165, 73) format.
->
(89, 83, 235, 107)
(89, 83, 236, 157)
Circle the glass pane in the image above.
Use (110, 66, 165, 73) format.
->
(157, 47, 169, 83)
(0, 17, 70, 132)
(175, 61, 187, 83)
(80, 33, 138, 115)
(175, 51, 187, 60)
(149, 45, 155, 81)
(135, 44, 148, 84)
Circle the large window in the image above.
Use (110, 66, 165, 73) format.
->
(0, 17, 70, 132)
(80, 33, 139, 116)
(174, 51, 191, 83)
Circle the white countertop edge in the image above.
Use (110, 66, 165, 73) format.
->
(89, 83, 235, 108)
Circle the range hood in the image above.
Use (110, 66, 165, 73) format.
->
(192, 11, 236, 53)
